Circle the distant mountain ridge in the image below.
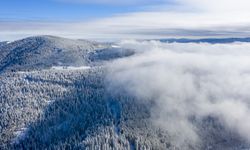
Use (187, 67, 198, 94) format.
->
(159, 37, 250, 43)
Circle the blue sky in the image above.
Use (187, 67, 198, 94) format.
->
(1, 0, 250, 40)
(0, 0, 172, 21)
(0, 0, 142, 21)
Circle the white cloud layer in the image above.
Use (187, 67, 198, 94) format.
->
(107, 41, 250, 147)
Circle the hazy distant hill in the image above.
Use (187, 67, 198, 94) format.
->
(159, 37, 250, 43)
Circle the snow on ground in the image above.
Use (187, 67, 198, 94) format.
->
(111, 45, 121, 48)
(16, 66, 91, 74)
(51, 66, 91, 70)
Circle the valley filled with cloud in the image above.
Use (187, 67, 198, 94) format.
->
(107, 40, 250, 147)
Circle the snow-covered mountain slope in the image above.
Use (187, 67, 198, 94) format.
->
(0, 36, 106, 73)
(0, 36, 136, 73)
(88, 47, 135, 62)
(0, 68, 172, 150)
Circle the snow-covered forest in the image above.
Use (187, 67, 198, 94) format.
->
(1, 36, 250, 150)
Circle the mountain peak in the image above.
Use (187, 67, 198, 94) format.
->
(0, 36, 102, 73)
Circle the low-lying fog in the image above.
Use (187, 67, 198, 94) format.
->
(107, 40, 250, 147)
